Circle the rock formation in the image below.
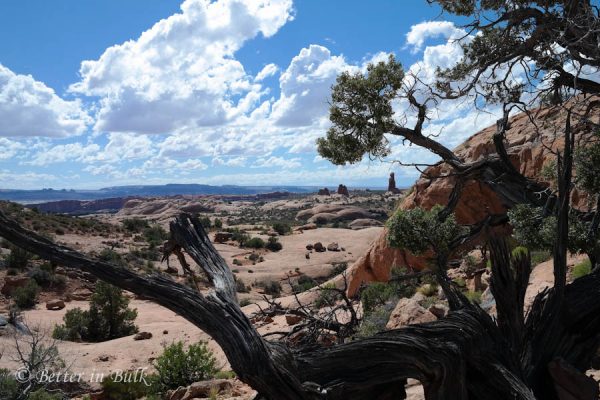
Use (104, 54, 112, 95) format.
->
(387, 172, 401, 194)
(318, 188, 331, 196)
(346, 105, 598, 295)
(337, 184, 349, 196)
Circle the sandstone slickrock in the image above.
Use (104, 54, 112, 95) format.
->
(167, 379, 234, 400)
(133, 331, 152, 341)
(346, 105, 598, 296)
(297, 204, 382, 224)
(386, 298, 437, 329)
(348, 218, 384, 230)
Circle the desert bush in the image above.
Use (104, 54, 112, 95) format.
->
(5, 244, 32, 270)
(143, 225, 169, 247)
(272, 222, 291, 235)
(232, 259, 241, 266)
(13, 280, 39, 309)
(98, 248, 128, 267)
(239, 298, 252, 307)
(245, 237, 265, 249)
(512, 246, 529, 258)
(360, 282, 395, 314)
(53, 282, 138, 342)
(28, 266, 65, 289)
(248, 253, 260, 262)
(294, 274, 316, 293)
(265, 237, 282, 252)
(572, 259, 592, 280)
(122, 218, 149, 233)
(152, 341, 217, 393)
(213, 218, 223, 229)
(314, 283, 341, 308)
(198, 216, 212, 230)
(257, 279, 281, 297)
(530, 250, 552, 266)
(235, 278, 249, 293)
(0, 368, 19, 399)
(28, 389, 63, 400)
(464, 290, 482, 304)
(355, 302, 396, 338)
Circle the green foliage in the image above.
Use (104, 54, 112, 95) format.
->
(98, 248, 128, 267)
(508, 204, 595, 254)
(143, 225, 169, 247)
(0, 368, 19, 399)
(355, 303, 396, 338)
(13, 280, 39, 309)
(386, 206, 466, 258)
(512, 246, 529, 258)
(293, 274, 316, 293)
(245, 237, 265, 249)
(271, 222, 291, 235)
(360, 282, 396, 314)
(314, 283, 340, 308)
(258, 279, 282, 297)
(122, 218, 149, 233)
(198, 216, 212, 230)
(265, 236, 282, 252)
(232, 258, 241, 266)
(152, 341, 217, 393)
(28, 266, 65, 289)
(214, 370, 236, 380)
(317, 55, 403, 165)
(101, 373, 152, 400)
(5, 244, 32, 270)
(572, 259, 592, 280)
(53, 282, 138, 342)
(235, 277, 249, 293)
(575, 134, 600, 194)
(464, 290, 482, 305)
(213, 218, 223, 229)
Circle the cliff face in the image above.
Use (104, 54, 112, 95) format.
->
(346, 104, 599, 296)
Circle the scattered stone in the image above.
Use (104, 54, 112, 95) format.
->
(133, 331, 153, 341)
(214, 232, 233, 243)
(317, 188, 330, 196)
(45, 299, 65, 311)
(306, 244, 314, 251)
(98, 355, 110, 362)
(163, 330, 169, 335)
(386, 298, 436, 329)
(326, 242, 340, 252)
(1, 276, 30, 296)
(305, 252, 310, 260)
(337, 184, 349, 196)
(313, 242, 326, 252)
(266, 230, 279, 237)
(285, 314, 303, 326)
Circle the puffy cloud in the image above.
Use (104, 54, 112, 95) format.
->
(0, 64, 90, 138)
(26, 142, 101, 166)
(271, 44, 353, 127)
(252, 155, 302, 169)
(86, 133, 154, 163)
(0, 138, 25, 160)
(405, 21, 465, 52)
(212, 156, 247, 167)
(255, 63, 279, 82)
(70, 0, 294, 135)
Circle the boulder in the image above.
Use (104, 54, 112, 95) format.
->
(326, 242, 340, 252)
(348, 218, 384, 230)
(386, 298, 437, 329)
(133, 331, 153, 341)
(305, 244, 314, 251)
(428, 303, 449, 319)
(1, 276, 30, 296)
(69, 289, 93, 301)
(214, 232, 233, 243)
(0, 316, 8, 326)
(313, 242, 326, 252)
(46, 300, 65, 311)
(337, 184, 350, 196)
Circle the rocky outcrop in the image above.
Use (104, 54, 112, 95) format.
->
(348, 218, 384, 230)
(318, 188, 331, 196)
(32, 197, 132, 214)
(296, 204, 383, 224)
(46, 299, 65, 310)
(386, 298, 437, 329)
(347, 104, 599, 296)
(337, 184, 350, 196)
(387, 172, 401, 194)
(1, 276, 30, 296)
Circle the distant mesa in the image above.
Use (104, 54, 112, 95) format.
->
(337, 184, 349, 196)
(387, 172, 402, 194)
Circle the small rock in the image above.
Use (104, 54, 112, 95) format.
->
(313, 242, 326, 252)
(69, 288, 93, 301)
(163, 330, 169, 335)
(306, 244, 314, 251)
(0, 316, 8, 326)
(98, 355, 110, 362)
(267, 230, 278, 237)
(45, 299, 65, 311)
(386, 298, 436, 329)
(285, 314, 303, 326)
(305, 252, 310, 259)
(428, 303, 449, 319)
(326, 242, 340, 252)
(133, 331, 153, 341)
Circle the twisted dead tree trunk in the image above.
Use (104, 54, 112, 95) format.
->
(1, 207, 599, 399)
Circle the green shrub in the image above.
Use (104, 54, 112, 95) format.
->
(265, 237, 282, 252)
(572, 259, 592, 280)
(5, 244, 31, 270)
(293, 275, 316, 292)
(214, 370, 236, 379)
(258, 280, 281, 297)
(101, 372, 152, 400)
(143, 225, 169, 247)
(512, 246, 529, 258)
(235, 278, 249, 293)
(239, 298, 252, 307)
(213, 218, 223, 229)
(198, 216, 212, 230)
(152, 341, 217, 393)
(98, 248, 127, 267)
(272, 222, 291, 236)
(53, 282, 138, 342)
(360, 282, 395, 314)
(315, 283, 341, 308)
(248, 253, 260, 262)
(13, 280, 39, 309)
(232, 259, 241, 266)
(245, 237, 265, 249)
(531, 250, 552, 266)
(355, 303, 395, 338)
(0, 368, 19, 399)
(122, 218, 149, 233)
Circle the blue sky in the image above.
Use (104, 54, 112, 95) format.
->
(0, 0, 497, 190)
